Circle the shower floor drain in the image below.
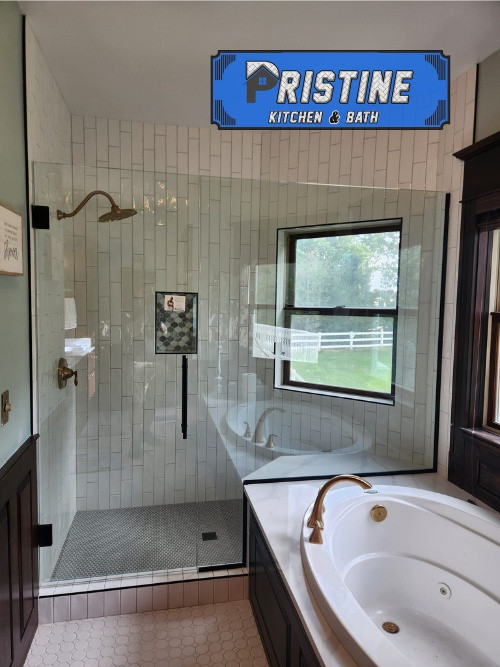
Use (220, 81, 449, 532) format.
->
(201, 532, 218, 541)
(382, 621, 400, 634)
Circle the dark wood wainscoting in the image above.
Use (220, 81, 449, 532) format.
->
(0, 435, 39, 667)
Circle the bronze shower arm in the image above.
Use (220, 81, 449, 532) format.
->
(57, 190, 118, 220)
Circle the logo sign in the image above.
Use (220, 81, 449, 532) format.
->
(211, 51, 449, 130)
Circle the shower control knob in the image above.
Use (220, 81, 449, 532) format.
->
(58, 358, 78, 389)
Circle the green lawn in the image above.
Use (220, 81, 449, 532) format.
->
(292, 347, 392, 393)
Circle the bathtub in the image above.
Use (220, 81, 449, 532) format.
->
(225, 400, 368, 456)
(300, 485, 500, 667)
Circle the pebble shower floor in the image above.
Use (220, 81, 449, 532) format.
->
(25, 600, 268, 666)
(51, 500, 243, 580)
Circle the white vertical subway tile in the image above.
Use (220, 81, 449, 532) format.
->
(38, 597, 53, 624)
(87, 591, 105, 618)
(120, 587, 137, 614)
(213, 578, 229, 604)
(152, 584, 169, 610)
(70, 594, 88, 621)
(167, 582, 183, 609)
(228, 576, 245, 601)
(53, 596, 71, 623)
(104, 590, 120, 616)
(136, 586, 153, 612)
(183, 581, 199, 607)
(198, 579, 214, 605)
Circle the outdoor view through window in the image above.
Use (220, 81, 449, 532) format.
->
(279, 221, 401, 402)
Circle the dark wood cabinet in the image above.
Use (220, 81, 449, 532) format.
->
(451, 132, 500, 512)
(249, 511, 320, 667)
(0, 435, 39, 667)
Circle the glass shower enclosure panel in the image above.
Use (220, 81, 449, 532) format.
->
(33, 163, 245, 587)
(34, 161, 446, 588)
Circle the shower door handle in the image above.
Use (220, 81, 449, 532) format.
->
(181, 355, 188, 439)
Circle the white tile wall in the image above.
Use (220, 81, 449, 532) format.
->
(67, 129, 447, 508)
(25, 22, 76, 582)
(30, 58, 474, 539)
(259, 67, 476, 477)
(251, 183, 445, 468)
(69, 123, 263, 509)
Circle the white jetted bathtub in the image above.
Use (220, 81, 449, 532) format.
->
(301, 485, 500, 667)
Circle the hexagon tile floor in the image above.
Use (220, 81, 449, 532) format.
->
(24, 600, 268, 667)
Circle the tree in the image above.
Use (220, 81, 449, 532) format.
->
(291, 229, 399, 333)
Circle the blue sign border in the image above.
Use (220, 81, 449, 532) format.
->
(211, 50, 450, 131)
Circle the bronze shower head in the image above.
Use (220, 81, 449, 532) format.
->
(98, 206, 137, 222)
(57, 190, 137, 222)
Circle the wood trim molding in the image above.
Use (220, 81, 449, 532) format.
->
(454, 130, 500, 161)
(450, 132, 500, 511)
(0, 435, 39, 483)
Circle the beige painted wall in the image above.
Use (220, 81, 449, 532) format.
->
(475, 49, 500, 141)
(0, 3, 31, 468)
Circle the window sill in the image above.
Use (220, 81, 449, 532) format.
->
(275, 382, 395, 406)
(461, 427, 500, 449)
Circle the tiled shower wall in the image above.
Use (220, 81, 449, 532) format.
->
(69, 123, 264, 510)
(254, 184, 445, 468)
(62, 69, 474, 510)
(25, 23, 75, 582)
(259, 66, 477, 476)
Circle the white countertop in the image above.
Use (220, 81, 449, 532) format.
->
(244, 473, 483, 667)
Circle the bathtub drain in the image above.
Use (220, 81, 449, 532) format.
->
(438, 583, 451, 598)
(382, 622, 400, 634)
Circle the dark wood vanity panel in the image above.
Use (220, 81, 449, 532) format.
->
(249, 510, 320, 667)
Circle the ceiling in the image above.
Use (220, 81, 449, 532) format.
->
(20, 1, 500, 127)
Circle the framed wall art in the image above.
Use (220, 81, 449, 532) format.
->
(0, 202, 23, 276)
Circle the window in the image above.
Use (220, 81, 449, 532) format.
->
(275, 220, 401, 403)
(485, 228, 500, 430)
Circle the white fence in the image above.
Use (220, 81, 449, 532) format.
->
(319, 329, 393, 350)
(253, 323, 393, 361)
(253, 323, 321, 362)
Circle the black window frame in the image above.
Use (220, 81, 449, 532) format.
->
(277, 219, 402, 403)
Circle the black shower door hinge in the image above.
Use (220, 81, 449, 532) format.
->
(36, 524, 53, 548)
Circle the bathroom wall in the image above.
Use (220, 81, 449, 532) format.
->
(0, 3, 31, 469)
(25, 21, 75, 581)
(63, 67, 474, 512)
(259, 67, 477, 477)
(475, 49, 500, 141)
(68, 122, 263, 509)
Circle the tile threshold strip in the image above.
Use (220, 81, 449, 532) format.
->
(40, 567, 249, 598)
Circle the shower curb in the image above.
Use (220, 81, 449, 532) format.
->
(38, 571, 249, 623)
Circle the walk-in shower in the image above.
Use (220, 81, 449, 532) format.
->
(33, 162, 447, 589)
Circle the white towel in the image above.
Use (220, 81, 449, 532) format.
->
(64, 297, 77, 330)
